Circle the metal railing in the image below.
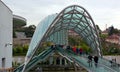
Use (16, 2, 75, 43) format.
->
(57, 47, 120, 72)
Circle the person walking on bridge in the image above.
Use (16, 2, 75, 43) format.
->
(88, 54, 93, 67)
(94, 56, 99, 67)
(36, 67, 42, 72)
(79, 48, 83, 55)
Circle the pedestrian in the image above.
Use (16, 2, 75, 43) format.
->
(108, 56, 113, 67)
(36, 67, 42, 72)
(79, 48, 83, 55)
(72, 46, 76, 53)
(109, 60, 113, 67)
(76, 48, 79, 54)
(94, 56, 99, 67)
(88, 54, 93, 67)
(66, 45, 70, 49)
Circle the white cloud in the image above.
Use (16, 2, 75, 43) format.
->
(2, 0, 120, 30)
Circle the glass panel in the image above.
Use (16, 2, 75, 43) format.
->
(74, 27, 81, 32)
(78, 22, 85, 27)
(62, 22, 68, 26)
(75, 14, 82, 19)
(64, 7, 73, 13)
(85, 38, 91, 44)
(55, 23, 61, 28)
(73, 14, 79, 19)
(24, 5, 103, 69)
(87, 26, 91, 31)
(73, 19, 80, 23)
(71, 19, 76, 23)
(81, 22, 88, 27)
(62, 19, 70, 24)
(26, 14, 57, 59)
(54, 26, 61, 31)
(77, 24, 82, 29)
(65, 15, 71, 19)
(63, 14, 70, 18)
(76, 7, 84, 13)
(81, 17, 87, 22)
(81, 32, 87, 37)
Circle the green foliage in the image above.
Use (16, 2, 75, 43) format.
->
(35, 41, 53, 55)
(24, 25, 36, 37)
(23, 45, 29, 53)
(113, 29, 120, 34)
(68, 36, 81, 46)
(81, 43, 89, 51)
(13, 45, 29, 56)
(12, 61, 21, 68)
(108, 26, 120, 36)
(100, 34, 108, 38)
(100, 27, 120, 55)
(102, 43, 120, 55)
(103, 47, 120, 55)
(13, 30, 16, 38)
(15, 46, 23, 53)
(68, 36, 92, 53)
(96, 25, 101, 34)
(108, 26, 114, 36)
(13, 48, 17, 55)
(13, 24, 36, 38)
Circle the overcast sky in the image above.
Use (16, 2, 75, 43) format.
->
(2, 0, 120, 30)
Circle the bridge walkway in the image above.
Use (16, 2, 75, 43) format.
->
(56, 47, 120, 72)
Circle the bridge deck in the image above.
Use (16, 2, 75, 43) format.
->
(14, 47, 120, 72)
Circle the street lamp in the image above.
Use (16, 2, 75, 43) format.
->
(5, 43, 12, 47)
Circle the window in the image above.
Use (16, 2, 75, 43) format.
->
(2, 58, 5, 68)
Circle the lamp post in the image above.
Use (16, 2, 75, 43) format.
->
(5, 43, 12, 47)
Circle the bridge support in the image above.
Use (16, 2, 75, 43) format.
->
(73, 61, 78, 72)
(49, 56, 53, 65)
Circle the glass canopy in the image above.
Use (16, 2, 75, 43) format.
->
(25, 5, 102, 65)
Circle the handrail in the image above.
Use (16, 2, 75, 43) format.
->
(57, 47, 119, 72)
(98, 63, 118, 72)
(24, 47, 54, 72)
(14, 47, 54, 72)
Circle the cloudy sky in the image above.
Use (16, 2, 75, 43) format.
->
(2, 0, 120, 30)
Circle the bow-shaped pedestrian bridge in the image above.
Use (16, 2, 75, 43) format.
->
(14, 5, 120, 72)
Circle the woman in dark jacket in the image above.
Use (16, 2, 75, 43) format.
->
(94, 56, 99, 67)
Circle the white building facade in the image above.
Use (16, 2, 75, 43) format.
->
(0, 0, 13, 68)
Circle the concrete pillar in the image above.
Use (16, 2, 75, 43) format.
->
(73, 61, 77, 72)
(65, 59, 67, 66)
(60, 57, 62, 66)
(49, 56, 53, 65)
(54, 57, 56, 65)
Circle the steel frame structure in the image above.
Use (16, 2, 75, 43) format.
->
(22, 5, 102, 72)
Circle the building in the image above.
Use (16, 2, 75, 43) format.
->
(0, 1, 29, 70)
(102, 29, 108, 35)
(0, 0, 13, 68)
(106, 34, 120, 44)
(68, 30, 79, 36)
(13, 15, 31, 47)
(13, 38, 31, 46)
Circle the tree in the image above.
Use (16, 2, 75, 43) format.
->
(24, 25, 36, 37)
(13, 24, 36, 38)
(108, 26, 114, 36)
(96, 25, 101, 34)
(68, 35, 92, 53)
(113, 28, 120, 34)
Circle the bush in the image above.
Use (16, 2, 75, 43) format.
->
(13, 45, 29, 56)
(23, 45, 29, 53)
